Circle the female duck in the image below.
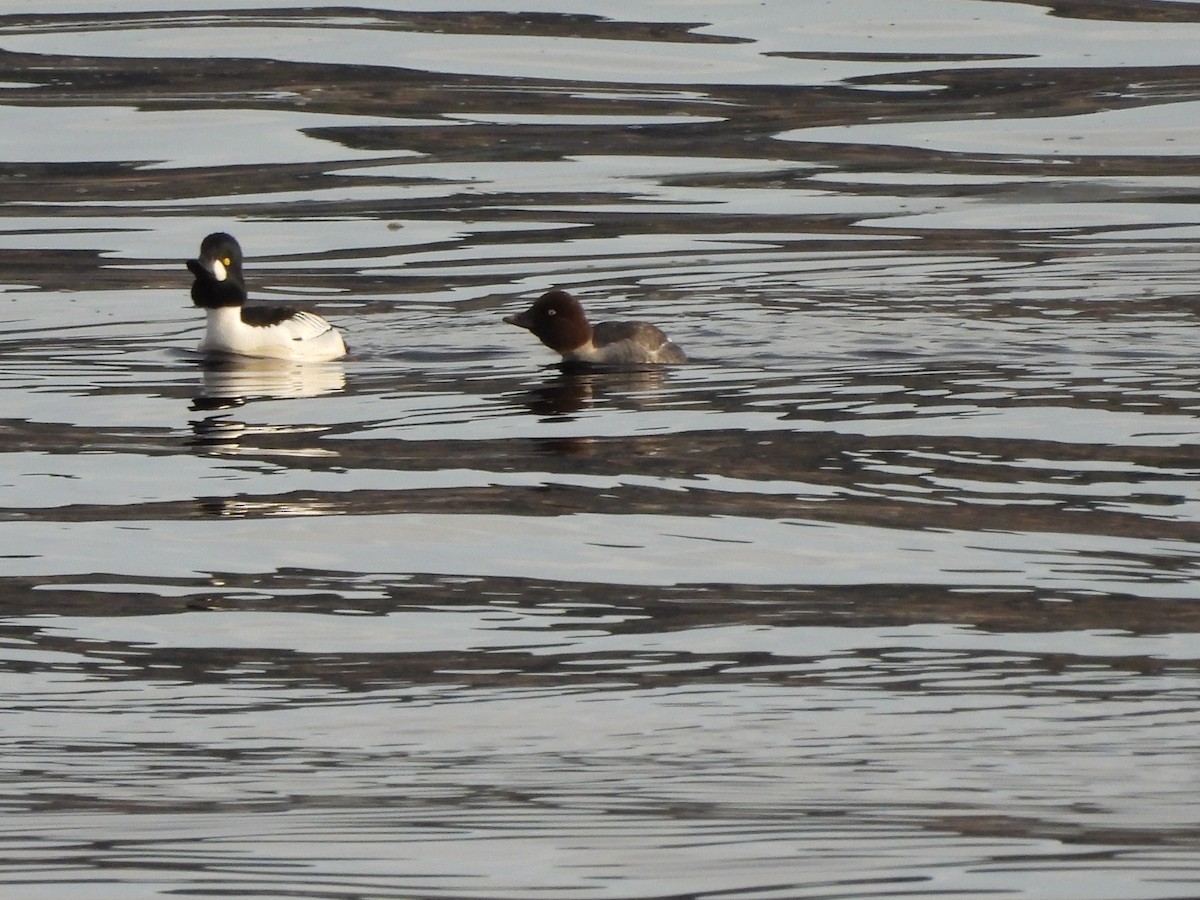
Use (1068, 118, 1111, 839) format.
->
(186, 232, 347, 361)
(504, 289, 685, 365)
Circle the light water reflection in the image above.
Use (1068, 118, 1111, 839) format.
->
(3, 1, 1200, 898)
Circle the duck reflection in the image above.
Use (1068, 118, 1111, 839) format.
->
(521, 365, 672, 418)
(187, 355, 346, 461)
(523, 371, 595, 419)
(191, 354, 346, 410)
(195, 495, 339, 518)
(518, 365, 673, 456)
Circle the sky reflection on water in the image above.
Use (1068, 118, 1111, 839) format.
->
(4, 1, 1200, 898)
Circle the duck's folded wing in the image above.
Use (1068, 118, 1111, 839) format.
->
(241, 305, 302, 327)
(593, 320, 686, 363)
(285, 310, 337, 340)
(242, 306, 336, 341)
(593, 320, 669, 346)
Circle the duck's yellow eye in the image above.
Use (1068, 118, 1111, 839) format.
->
(221, 257, 231, 266)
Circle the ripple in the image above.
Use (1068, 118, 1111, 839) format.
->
(4, 2, 1200, 897)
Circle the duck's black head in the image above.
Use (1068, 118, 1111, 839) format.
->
(503, 289, 593, 353)
(187, 232, 247, 309)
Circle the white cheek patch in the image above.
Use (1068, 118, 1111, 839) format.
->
(210, 258, 228, 282)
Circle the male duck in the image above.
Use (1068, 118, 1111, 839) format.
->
(186, 232, 346, 361)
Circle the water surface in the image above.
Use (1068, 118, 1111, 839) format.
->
(3, 2, 1200, 898)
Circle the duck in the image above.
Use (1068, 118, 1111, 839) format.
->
(503, 289, 686, 365)
(186, 232, 347, 361)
